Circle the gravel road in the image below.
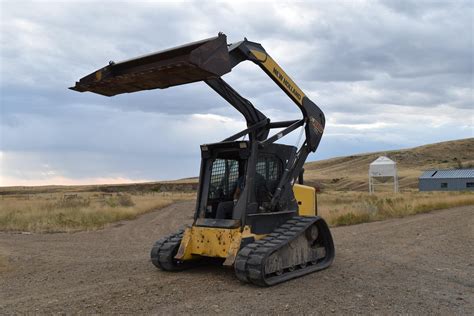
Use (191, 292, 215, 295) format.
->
(1, 202, 472, 314)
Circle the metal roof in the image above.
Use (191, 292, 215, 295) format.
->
(419, 169, 474, 179)
(370, 156, 396, 165)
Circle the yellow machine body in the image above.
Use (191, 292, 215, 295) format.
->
(175, 184, 317, 265)
(293, 184, 317, 216)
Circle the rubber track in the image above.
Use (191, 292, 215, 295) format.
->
(150, 228, 192, 271)
(234, 216, 334, 286)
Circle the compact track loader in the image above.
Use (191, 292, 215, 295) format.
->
(71, 33, 335, 286)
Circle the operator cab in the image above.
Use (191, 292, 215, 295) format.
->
(195, 141, 297, 227)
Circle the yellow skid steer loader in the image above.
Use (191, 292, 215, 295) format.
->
(71, 33, 335, 286)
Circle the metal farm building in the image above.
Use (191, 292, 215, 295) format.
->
(419, 169, 474, 191)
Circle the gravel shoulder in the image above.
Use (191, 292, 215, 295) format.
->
(1, 202, 473, 314)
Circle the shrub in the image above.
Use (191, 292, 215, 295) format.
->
(332, 212, 370, 226)
(117, 194, 134, 207)
(104, 195, 134, 207)
(55, 198, 90, 209)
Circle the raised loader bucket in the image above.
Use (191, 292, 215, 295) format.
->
(70, 34, 232, 96)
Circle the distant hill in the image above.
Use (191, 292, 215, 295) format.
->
(0, 181, 198, 195)
(304, 138, 473, 191)
(1, 138, 472, 194)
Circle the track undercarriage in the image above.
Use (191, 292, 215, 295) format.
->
(151, 216, 334, 286)
(235, 216, 334, 286)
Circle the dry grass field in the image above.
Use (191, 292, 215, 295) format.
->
(1, 190, 472, 232)
(0, 192, 195, 233)
(317, 191, 474, 226)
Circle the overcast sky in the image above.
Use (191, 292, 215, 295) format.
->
(1, 0, 473, 186)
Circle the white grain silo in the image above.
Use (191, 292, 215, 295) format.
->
(369, 156, 398, 193)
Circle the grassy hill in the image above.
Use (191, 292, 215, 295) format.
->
(304, 138, 473, 191)
(0, 181, 198, 196)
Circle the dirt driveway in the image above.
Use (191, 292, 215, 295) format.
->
(1, 202, 472, 314)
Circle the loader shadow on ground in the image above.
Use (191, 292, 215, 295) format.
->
(0, 201, 472, 314)
(166, 262, 238, 281)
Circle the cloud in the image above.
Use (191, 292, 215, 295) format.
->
(0, 0, 472, 185)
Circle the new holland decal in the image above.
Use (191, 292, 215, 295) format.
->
(272, 67, 302, 102)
